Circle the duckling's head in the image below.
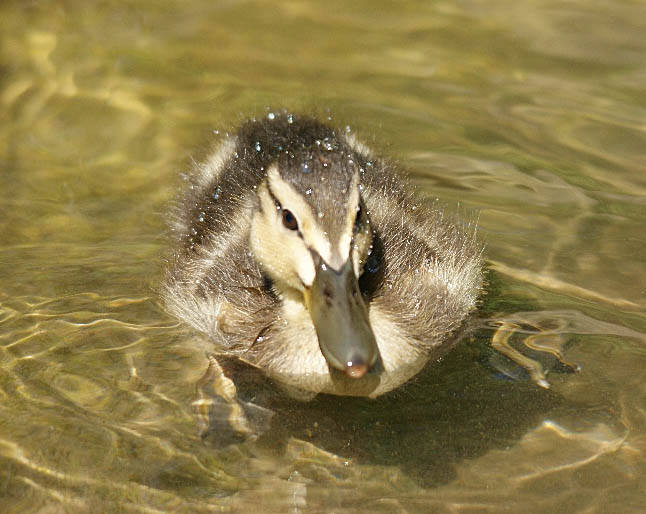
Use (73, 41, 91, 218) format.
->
(249, 146, 378, 379)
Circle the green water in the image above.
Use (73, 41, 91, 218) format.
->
(1, 1, 645, 512)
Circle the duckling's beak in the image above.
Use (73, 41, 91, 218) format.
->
(304, 255, 379, 379)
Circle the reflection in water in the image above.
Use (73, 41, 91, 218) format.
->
(1, 0, 645, 511)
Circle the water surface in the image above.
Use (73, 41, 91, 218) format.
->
(1, 1, 645, 512)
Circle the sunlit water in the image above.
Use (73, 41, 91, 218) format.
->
(1, 1, 645, 512)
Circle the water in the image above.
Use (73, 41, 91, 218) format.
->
(1, 0, 645, 512)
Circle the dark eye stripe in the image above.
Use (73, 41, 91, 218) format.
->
(282, 209, 299, 230)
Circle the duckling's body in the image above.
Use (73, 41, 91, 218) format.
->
(163, 113, 482, 398)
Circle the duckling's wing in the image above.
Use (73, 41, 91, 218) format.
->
(162, 132, 277, 351)
(360, 165, 482, 355)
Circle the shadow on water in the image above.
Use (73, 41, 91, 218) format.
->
(198, 338, 580, 490)
(188, 270, 593, 491)
(264, 341, 569, 488)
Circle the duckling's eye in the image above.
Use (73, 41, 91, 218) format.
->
(282, 209, 299, 231)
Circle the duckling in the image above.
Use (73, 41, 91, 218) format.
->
(163, 112, 483, 399)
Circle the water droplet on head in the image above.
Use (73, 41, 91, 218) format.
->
(305, 187, 313, 196)
(212, 186, 222, 200)
(213, 129, 220, 135)
(358, 183, 364, 192)
(317, 211, 324, 219)
(345, 125, 351, 133)
(255, 142, 261, 152)
(287, 113, 294, 124)
(267, 112, 275, 120)
(301, 162, 311, 173)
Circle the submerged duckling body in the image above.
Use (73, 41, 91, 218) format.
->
(163, 113, 482, 398)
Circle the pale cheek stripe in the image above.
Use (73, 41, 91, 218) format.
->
(336, 174, 361, 266)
